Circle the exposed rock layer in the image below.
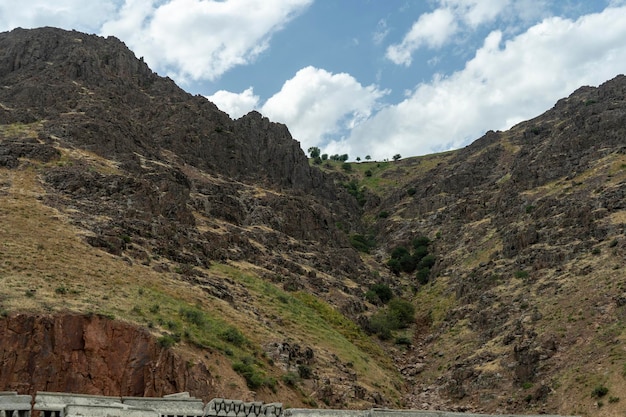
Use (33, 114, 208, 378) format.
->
(0, 313, 215, 398)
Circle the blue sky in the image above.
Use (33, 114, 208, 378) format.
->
(1, 0, 626, 160)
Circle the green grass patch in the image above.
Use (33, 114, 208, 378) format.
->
(128, 285, 254, 357)
(210, 263, 400, 388)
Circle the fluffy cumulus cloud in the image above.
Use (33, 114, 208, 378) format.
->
(1, 0, 312, 84)
(205, 87, 260, 119)
(352, 5, 626, 160)
(386, 8, 458, 66)
(260, 66, 388, 154)
(0, 0, 118, 33)
(101, 0, 313, 82)
(386, 0, 549, 67)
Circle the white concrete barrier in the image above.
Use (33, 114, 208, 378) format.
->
(122, 396, 204, 417)
(64, 404, 158, 417)
(0, 392, 32, 417)
(205, 399, 283, 417)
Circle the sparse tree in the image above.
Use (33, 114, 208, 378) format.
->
(356, 156, 361, 162)
(392, 154, 401, 161)
(308, 146, 321, 159)
(321, 153, 328, 161)
(365, 155, 371, 161)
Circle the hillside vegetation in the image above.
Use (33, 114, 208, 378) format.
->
(1, 27, 626, 416)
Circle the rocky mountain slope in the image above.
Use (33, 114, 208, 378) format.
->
(1, 27, 625, 416)
(352, 74, 626, 415)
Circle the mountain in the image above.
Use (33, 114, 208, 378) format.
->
(1, 26, 625, 416)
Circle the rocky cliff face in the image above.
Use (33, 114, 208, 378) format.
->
(0, 27, 334, 191)
(369, 74, 626, 414)
(0, 27, 377, 409)
(0, 313, 216, 398)
(0, 27, 365, 294)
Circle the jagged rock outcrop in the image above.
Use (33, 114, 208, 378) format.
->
(0, 27, 365, 289)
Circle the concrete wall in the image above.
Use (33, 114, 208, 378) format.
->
(64, 404, 159, 417)
(205, 399, 282, 417)
(122, 396, 204, 417)
(0, 392, 32, 417)
(0, 392, 578, 417)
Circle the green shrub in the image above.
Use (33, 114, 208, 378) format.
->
(386, 236, 436, 283)
(367, 298, 415, 339)
(343, 180, 366, 206)
(417, 254, 436, 269)
(387, 299, 415, 329)
(386, 258, 402, 275)
(365, 290, 378, 304)
(395, 336, 412, 346)
(390, 246, 410, 259)
(297, 364, 313, 379)
(220, 327, 247, 345)
(233, 360, 265, 389)
(349, 234, 376, 253)
(388, 242, 435, 275)
(413, 244, 429, 259)
(412, 236, 430, 248)
(179, 307, 206, 327)
(157, 333, 180, 349)
(592, 385, 609, 398)
(514, 270, 529, 279)
(416, 268, 430, 285)
(368, 313, 393, 340)
(282, 372, 300, 387)
(366, 283, 393, 304)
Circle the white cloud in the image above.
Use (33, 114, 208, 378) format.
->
(373, 19, 389, 45)
(99, 0, 155, 42)
(439, 0, 511, 27)
(1, 0, 312, 84)
(101, 0, 313, 82)
(350, 5, 626, 160)
(260, 66, 388, 154)
(385, 0, 551, 67)
(386, 8, 458, 66)
(206, 87, 260, 119)
(0, 0, 118, 33)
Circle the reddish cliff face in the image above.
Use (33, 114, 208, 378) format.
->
(0, 313, 216, 398)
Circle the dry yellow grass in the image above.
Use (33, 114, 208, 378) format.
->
(0, 161, 403, 406)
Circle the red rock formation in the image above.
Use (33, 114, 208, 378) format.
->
(0, 313, 215, 398)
